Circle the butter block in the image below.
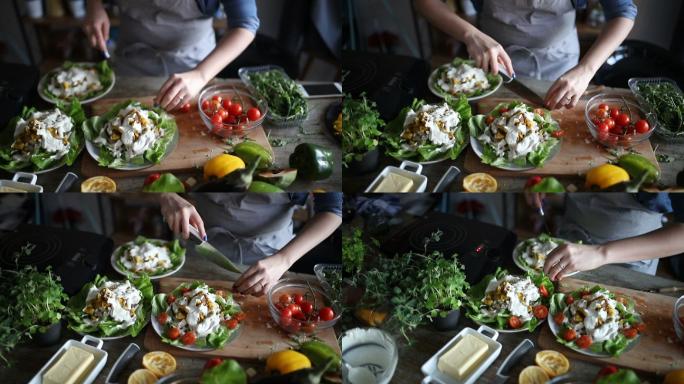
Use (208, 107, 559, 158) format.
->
(373, 172, 414, 192)
(43, 345, 94, 384)
(437, 333, 489, 380)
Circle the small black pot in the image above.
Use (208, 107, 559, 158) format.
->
(345, 148, 380, 175)
(433, 309, 461, 331)
(34, 321, 62, 346)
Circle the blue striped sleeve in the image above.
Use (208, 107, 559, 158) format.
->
(221, 0, 260, 33)
(598, 0, 637, 20)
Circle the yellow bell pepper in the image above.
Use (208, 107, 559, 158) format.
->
(585, 164, 630, 189)
(203, 154, 245, 180)
(265, 350, 311, 375)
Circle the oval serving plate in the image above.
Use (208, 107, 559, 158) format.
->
(86, 126, 179, 171)
(469, 135, 561, 171)
(38, 62, 116, 105)
(111, 239, 185, 280)
(427, 64, 502, 102)
(150, 306, 242, 352)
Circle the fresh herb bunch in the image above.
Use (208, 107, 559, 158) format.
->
(637, 82, 684, 135)
(342, 228, 376, 275)
(341, 94, 384, 166)
(417, 255, 469, 319)
(248, 70, 308, 120)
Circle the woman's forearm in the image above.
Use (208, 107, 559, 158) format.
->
(599, 223, 684, 265)
(276, 212, 342, 267)
(578, 17, 634, 74)
(414, 0, 479, 42)
(195, 27, 255, 83)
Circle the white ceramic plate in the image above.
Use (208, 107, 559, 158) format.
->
(151, 305, 242, 352)
(74, 317, 150, 341)
(111, 239, 185, 280)
(37, 62, 115, 105)
(428, 64, 502, 102)
(470, 317, 546, 334)
(469, 135, 561, 171)
(86, 127, 179, 170)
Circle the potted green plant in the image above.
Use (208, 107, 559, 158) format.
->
(417, 255, 469, 331)
(342, 94, 384, 174)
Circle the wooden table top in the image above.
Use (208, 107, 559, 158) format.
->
(2, 76, 342, 192)
(344, 78, 684, 193)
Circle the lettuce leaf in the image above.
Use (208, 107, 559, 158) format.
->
(114, 236, 185, 277)
(42, 61, 114, 102)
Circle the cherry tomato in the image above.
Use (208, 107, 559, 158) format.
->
(592, 118, 602, 126)
(597, 122, 610, 134)
(564, 295, 575, 305)
(551, 130, 565, 138)
(144, 173, 161, 186)
(225, 319, 239, 330)
(562, 328, 577, 341)
(211, 95, 223, 103)
(485, 115, 494, 125)
(301, 322, 317, 334)
(166, 294, 176, 304)
(580, 290, 592, 298)
(234, 312, 247, 322)
(293, 293, 304, 305)
(279, 316, 292, 327)
(247, 107, 261, 121)
(279, 294, 292, 305)
(293, 310, 306, 321)
(598, 103, 609, 111)
(610, 125, 623, 135)
(525, 176, 543, 188)
(211, 113, 223, 126)
(553, 312, 565, 325)
(538, 285, 549, 298)
(597, 365, 619, 378)
(288, 320, 301, 333)
(499, 107, 509, 114)
(280, 308, 293, 318)
(204, 358, 223, 371)
(167, 327, 181, 340)
(609, 107, 621, 119)
(635, 119, 650, 134)
(224, 114, 237, 125)
(576, 335, 592, 349)
(623, 327, 638, 339)
(201, 100, 210, 110)
(180, 287, 191, 295)
(533, 305, 549, 319)
(181, 331, 197, 345)
(300, 301, 314, 315)
(229, 103, 243, 116)
(616, 113, 631, 127)
(507, 316, 522, 329)
(157, 312, 169, 325)
(596, 109, 609, 119)
(634, 323, 646, 332)
(222, 99, 233, 110)
(604, 118, 616, 129)
(211, 99, 221, 110)
(318, 307, 335, 321)
(179, 102, 191, 113)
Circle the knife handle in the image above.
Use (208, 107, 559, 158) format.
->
(105, 343, 140, 384)
(497, 339, 534, 376)
(433, 166, 461, 193)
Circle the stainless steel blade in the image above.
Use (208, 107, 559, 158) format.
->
(188, 226, 245, 273)
(506, 79, 546, 107)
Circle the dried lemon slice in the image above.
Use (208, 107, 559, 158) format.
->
(142, 351, 177, 378)
(519, 365, 550, 384)
(127, 369, 157, 384)
(535, 350, 570, 377)
(463, 172, 497, 192)
(81, 176, 116, 192)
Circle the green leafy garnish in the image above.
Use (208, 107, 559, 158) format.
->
(342, 94, 384, 167)
(248, 70, 307, 120)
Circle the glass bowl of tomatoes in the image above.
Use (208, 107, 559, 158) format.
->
(198, 84, 268, 138)
(585, 93, 656, 148)
(267, 278, 341, 335)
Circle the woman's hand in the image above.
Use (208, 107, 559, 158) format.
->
(159, 193, 206, 240)
(463, 30, 514, 76)
(233, 254, 292, 296)
(544, 64, 594, 110)
(83, 0, 109, 53)
(544, 243, 608, 281)
(155, 69, 208, 111)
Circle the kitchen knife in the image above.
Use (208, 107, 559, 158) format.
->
(105, 343, 139, 384)
(188, 226, 245, 273)
(432, 166, 461, 192)
(644, 286, 684, 293)
(499, 72, 546, 107)
(493, 339, 534, 384)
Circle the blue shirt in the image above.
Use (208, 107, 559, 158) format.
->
(195, 0, 260, 33)
(291, 193, 343, 217)
(469, 0, 637, 20)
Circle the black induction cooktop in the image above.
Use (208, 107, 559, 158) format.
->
(381, 212, 517, 284)
(0, 224, 113, 294)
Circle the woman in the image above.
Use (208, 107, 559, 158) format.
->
(159, 193, 342, 296)
(532, 193, 684, 280)
(84, 0, 259, 111)
(415, 0, 637, 109)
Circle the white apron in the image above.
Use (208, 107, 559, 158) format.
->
(560, 194, 664, 275)
(188, 193, 298, 266)
(479, 0, 580, 80)
(115, 0, 216, 76)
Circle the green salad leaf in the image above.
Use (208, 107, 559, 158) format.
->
(248, 69, 307, 120)
(514, 234, 566, 271)
(42, 61, 114, 102)
(384, 95, 471, 162)
(637, 82, 683, 135)
(114, 236, 185, 277)
(431, 58, 502, 99)
(200, 359, 247, 384)
(66, 274, 153, 338)
(82, 100, 176, 168)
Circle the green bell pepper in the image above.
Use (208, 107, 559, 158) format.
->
(289, 143, 334, 181)
(142, 173, 185, 192)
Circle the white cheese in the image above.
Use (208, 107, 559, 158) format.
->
(480, 105, 549, 161)
(84, 280, 142, 327)
(437, 63, 490, 95)
(48, 66, 102, 99)
(400, 103, 460, 150)
(94, 104, 162, 161)
(121, 241, 172, 273)
(522, 239, 560, 270)
(483, 275, 540, 321)
(11, 109, 73, 162)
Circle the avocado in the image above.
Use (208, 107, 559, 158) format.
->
(256, 168, 298, 189)
(248, 181, 285, 192)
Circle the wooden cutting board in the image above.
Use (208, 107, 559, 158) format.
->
(537, 278, 684, 374)
(143, 277, 340, 360)
(81, 94, 272, 178)
(464, 98, 661, 176)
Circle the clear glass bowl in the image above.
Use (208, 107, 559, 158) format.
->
(197, 84, 268, 138)
(267, 278, 341, 335)
(585, 93, 656, 148)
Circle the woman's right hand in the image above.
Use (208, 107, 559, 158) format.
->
(160, 193, 207, 240)
(463, 29, 514, 76)
(83, 0, 110, 53)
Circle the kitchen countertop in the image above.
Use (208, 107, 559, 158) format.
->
(0, 76, 342, 192)
(383, 264, 680, 383)
(343, 78, 684, 193)
(0, 234, 330, 383)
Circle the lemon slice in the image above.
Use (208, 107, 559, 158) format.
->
(535, 350, 570, 377)
(127, 369, 157, 384)
(519, 365, 550, 384)
(142, 351, 177, 378)
(463, 172, 498, 192)
(81, 176, 117, 192)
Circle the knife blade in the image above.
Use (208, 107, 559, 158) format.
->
(493, 339, 534, 383)
(499, 72, 546, 107)
(188, 226, 245, 273)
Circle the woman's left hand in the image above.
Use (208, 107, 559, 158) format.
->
(544, 64, 594, 110)
(544, 243, 608, 280)
(155, 69, 207, 111)
(233, 254, 291, 296)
